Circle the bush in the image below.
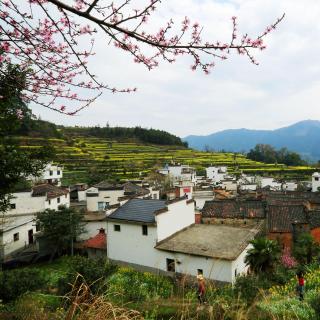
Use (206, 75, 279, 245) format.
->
(57, 255, 117, 295)
(106, 267, 173, 302)
(0, 269, 46, 302)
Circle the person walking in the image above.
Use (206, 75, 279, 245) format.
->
(296, 271, 305, 301)
(197, 273, 206, 304)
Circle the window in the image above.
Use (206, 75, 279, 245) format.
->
(36, 223, 40, 232)
(153, 194, 157, 199)
(166, 258, 175, 272)
(315, 177, 319, 181)
(98, 202, 104, 211)
(65, 194, 67, 198)
(57, 170, 61, 175)
(49, 170, 53, 176)
(235, 268, 238, 277)
(142, 225, 148, 236)
(114, 225, 121, 232)
(10, 203, 16, 209)
(13, 233, 19, 242)
(57, 197, 60, 203)
(48, 200, 51, 205)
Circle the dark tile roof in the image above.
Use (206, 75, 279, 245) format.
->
(94, 181, 123, 190)
(32, 184, 68, 199)
(267, 205, 307, 233)
(123, 182, 149, 196)
(107, 198, 166, 224)
(202, 199, 265, 219)
(308, 211, 320, 229)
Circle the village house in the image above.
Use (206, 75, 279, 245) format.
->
(312, 172, 320, 192)
(106, 197, 259, 283)
(1, 184, 70, 261)
(86, 181, 150, 212)
(206, 166, 228, 184)
(31, 163, 64, 186)
(158, 164, 196, 184)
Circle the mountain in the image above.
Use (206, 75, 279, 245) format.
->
(184, 120, 320, 161)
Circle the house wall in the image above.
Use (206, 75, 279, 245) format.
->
(239, 184, 257, 191)
(156, 200, 195, 242)
(221, 181, 237, 192)
(87, 190, 124, 211)
(231, 244, 252, 282)
(311, 228, 320, 243)
(206, 167, 227, 183)
(268, 232, 293, 249)
(44, 193, 70, 211)
(1, 218, 36, 259)
(106, 221, 236, 282)
(8, 192, 46, 215)
(78, 190, 86, 202)
(312, 173, 320, 192)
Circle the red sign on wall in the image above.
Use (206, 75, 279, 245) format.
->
(183, 187, 191, 193)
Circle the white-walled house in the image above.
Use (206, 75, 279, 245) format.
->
(206, 166, 227, 183)
(193, 189, 215, 210)
(1, 184, 69, 261)
(86, 181, 150, 212)
(7, 184, 70, 216)
(0, 216, 38, 262)
(31, 163, 63, 186)
(106, 198, 258, 283)
(312, 172, 320, 192)
(158, 164, 196, 184)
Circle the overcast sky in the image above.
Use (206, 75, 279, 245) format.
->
(31, 0, 320, 137)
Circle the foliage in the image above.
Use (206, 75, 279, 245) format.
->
(36, 207, 85, 257)
(106, 267, 173, 302)
(245, 238, 280, 273)
(0, 63, 53, 212)
(57, 255, 118, 295)
(293, 232, 320, 265)
(0, 268, 46, 302)
(247, 144, 306, 166)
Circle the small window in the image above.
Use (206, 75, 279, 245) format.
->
(57, 170, 61, 175)
(142, 225, 148, 236)
(315, 177, 319, 181)
(10, 203, 16, 209)
(48, 199, 51, 205)
(49, 170, 53, 176)
(57, 197, 60, 203)
(36, 223, 40, 232)
(114, 225, 121, 232)
(235, 268, 238, 277)
(166, 258, 175, 272)
(13, 233, 19, 242)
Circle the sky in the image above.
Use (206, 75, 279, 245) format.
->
(31, 0, 320, 137)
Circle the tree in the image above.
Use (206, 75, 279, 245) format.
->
(36, 207, 85, 258)
(293, 232, 320, 265)
(245, 237, 280, 273)
(0, 63, 53, 212)
(0, 0, 284, 114)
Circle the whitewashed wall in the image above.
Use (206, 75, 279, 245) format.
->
(312, 173, 320, 192)
(1, 218, 36, 258)
(8, 192, 45, 215)
(156, 200, 195, 242)
(107, 221, 240, 283)
(86, 190, 124, 211)
(44, 193, 70, 211)
(231, 243, 252, 282)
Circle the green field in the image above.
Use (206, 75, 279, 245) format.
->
(16, 136, 315, 186)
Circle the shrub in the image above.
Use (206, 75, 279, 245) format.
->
(57, 256, 118, 295)
(106, 267, 173, 302)
(0, 269, 46, 302)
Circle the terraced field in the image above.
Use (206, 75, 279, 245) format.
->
(16, 136, 315, 186)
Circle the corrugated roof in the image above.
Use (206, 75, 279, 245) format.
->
(107, 198, 166, 223)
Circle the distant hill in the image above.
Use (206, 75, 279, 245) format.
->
(14, 117, 187, 147)
(184, 120, 320, 161)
